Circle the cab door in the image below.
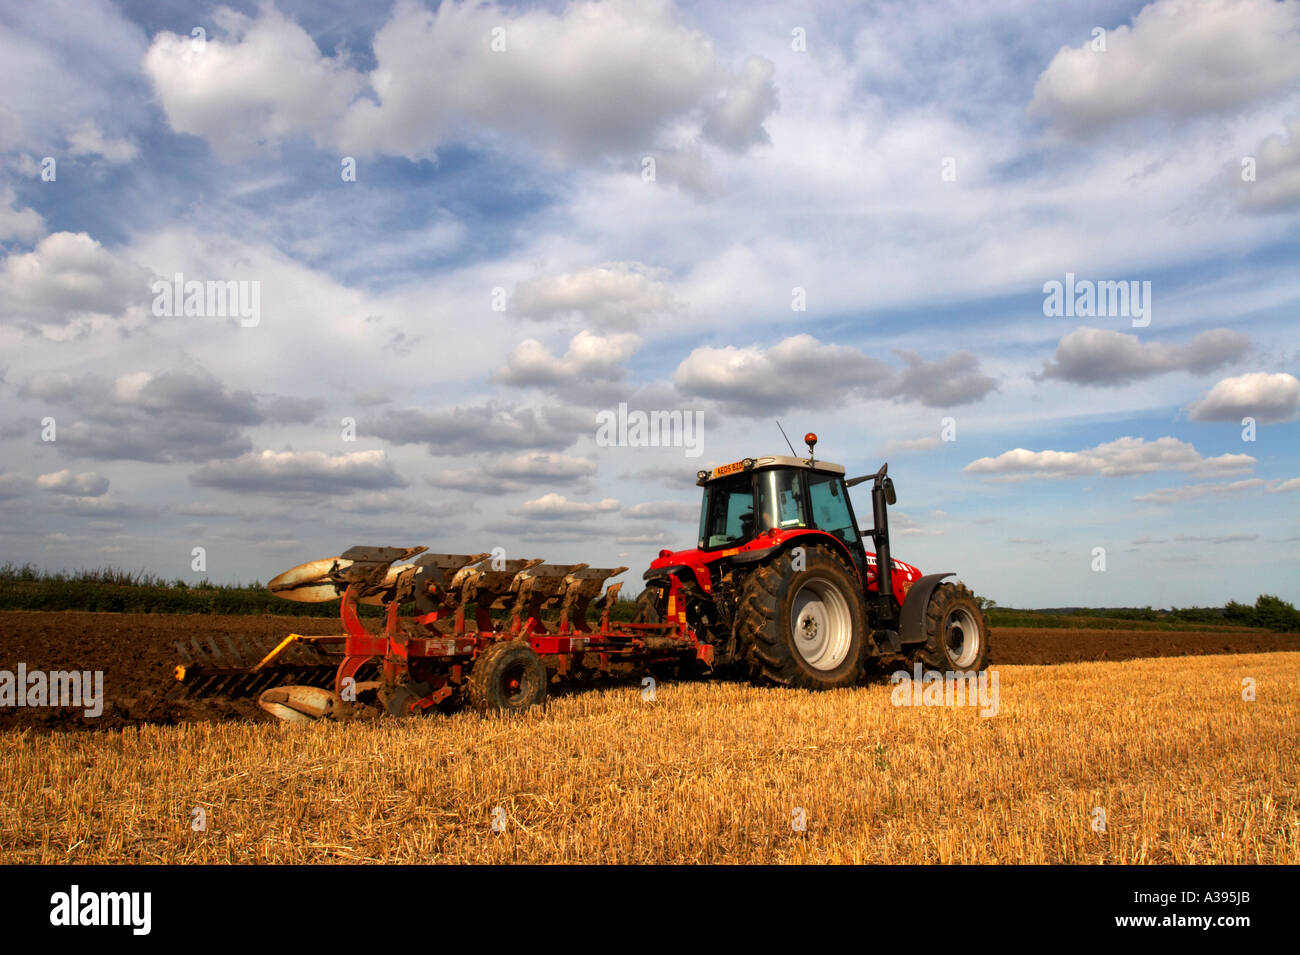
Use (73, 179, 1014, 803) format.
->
(802, 471, 868, 580)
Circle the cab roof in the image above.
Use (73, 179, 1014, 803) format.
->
(697, 454, 846, 486)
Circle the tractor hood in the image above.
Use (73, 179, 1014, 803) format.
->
(642, 537, 772, 593)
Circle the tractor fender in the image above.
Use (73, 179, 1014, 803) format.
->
(643, 563, 712, 594)
(897, 573, 954, 646)
(753, 530, 862, 581)
(643, 563, 691, 581)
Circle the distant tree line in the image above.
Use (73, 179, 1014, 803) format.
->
(1222, 595, 1300, 633)
(975, 594, 1300, 633)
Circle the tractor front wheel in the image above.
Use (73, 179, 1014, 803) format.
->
(468, 641, 549, 714)
(911, 582, 990, 672)
(736, 545, 867, 688)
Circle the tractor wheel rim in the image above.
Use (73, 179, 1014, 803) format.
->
(945, 607, 981, 669)
(500, 663, 528, 703)
(790, 579, 852, 671)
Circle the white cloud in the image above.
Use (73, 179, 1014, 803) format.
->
(965, 436, 1255, 480)
(1269, 477, 1300, 493)
(330, 492, 469, 519)
(143, 6, 364, 161)
(674, 334, 893, 415)
(1133, 477, 1267, 504)
(890, 511, 945, 537)
(893, 350, 998, 406)
(1238, 116, 1300, 213)
(66, 119, 137, 162)
(1030, 0, 1300, 135)
(673, 335, 996, 414)
(491, 451, 596, 481)
(1040, 327, 1250, 385)
(495, 329, 641, 386)
(18, 366, 320, 463)
(1173, 533, 1258, 545)
(428, 452, 597, 494)
(369, 401, 591, 454)
(189, 449, 407, 495)
(514, 263, 674, 328)
(0, 472, 33, 500)
(702, 54, 778, 153)
(144, 1, 777, 164)
(0, 232, 153, 330)
(623, 500, 696, 521)
(51, 495, 145, 518)
(884, 436, 942, 453)
(36, 469, 110, 497)
(1187, 372, 1300, 423)
(618, 464, 700, 490)
(0, 0, 150, 158)
(425, 469, 496, 494)
(651, 141, 722, 200)
(509, 492, 619, 520)
(0, 186, 44, 241)
(615, 531, 671, 545)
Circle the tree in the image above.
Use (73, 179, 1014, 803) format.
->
(1223, 600, 1254, 625)
(1252, 594, 1300, 633)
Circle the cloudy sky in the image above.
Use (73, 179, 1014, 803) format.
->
(1, 0, 1297, 608)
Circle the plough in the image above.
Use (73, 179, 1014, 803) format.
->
(175, 546, 708, 721)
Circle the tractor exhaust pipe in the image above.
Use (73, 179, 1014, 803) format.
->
(868, 463, 898, 608)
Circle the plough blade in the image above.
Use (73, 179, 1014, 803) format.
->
(267, 556, 352, 603)
(560, 566, 629, 631)
(410, 553, 491, 613)
(267, 546, 429, 605)
(506, 563, 586, 627)
(258, 685, 340, 722)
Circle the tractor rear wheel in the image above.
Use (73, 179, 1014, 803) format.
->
(912, 582, 990, 672)
(468, 640, 549, 714)
(735, 545, 867, 688)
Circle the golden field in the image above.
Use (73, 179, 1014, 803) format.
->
(1, 651, 1296, 864)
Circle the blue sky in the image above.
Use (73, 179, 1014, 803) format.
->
(1, 0, 1297, 608)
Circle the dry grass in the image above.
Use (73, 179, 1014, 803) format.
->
(2, 652, 1296, 864)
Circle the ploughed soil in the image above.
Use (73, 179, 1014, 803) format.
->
(2, 610, 1297, 733)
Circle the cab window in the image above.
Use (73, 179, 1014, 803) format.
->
(756, 469, 807, 533)
(806, 472, 859, 544)
(699, 474, 756, 549)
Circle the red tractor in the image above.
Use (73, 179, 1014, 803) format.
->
(637, 433, 990, 687)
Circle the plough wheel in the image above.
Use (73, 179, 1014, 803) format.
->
(469, 641, 548, 714)
(381, 682, 428, 718)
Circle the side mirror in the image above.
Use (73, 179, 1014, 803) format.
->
(883, 476, 896, 506)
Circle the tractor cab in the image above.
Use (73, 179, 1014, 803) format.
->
(688, 433, 908, 615)
(697, 455, 863, 562)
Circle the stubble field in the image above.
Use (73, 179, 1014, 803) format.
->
(0, 608, 1295, 864)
